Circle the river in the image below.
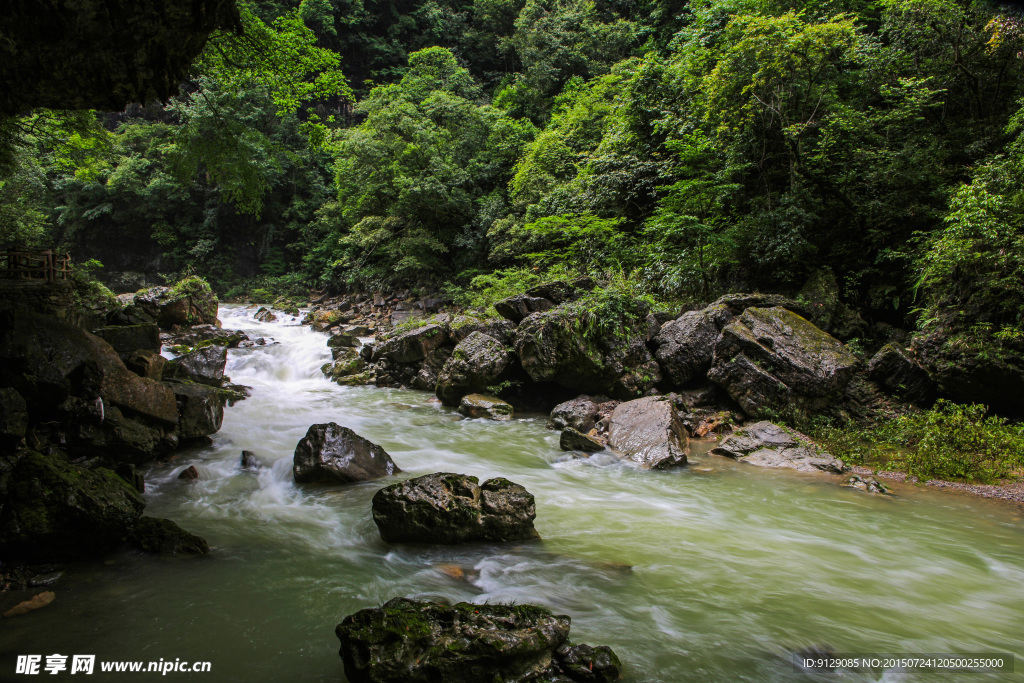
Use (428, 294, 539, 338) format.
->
(3, 305, 1023, 681)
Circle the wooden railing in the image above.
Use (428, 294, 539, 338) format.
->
(4, 249, 71, 281)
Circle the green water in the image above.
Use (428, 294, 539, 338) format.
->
(2, 305, 1022, 682)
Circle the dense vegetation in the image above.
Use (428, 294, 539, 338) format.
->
(2, 0, 1023, 335)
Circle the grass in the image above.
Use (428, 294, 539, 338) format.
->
(810, 400, 1024, 484)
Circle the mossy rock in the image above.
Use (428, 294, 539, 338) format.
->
(0, 451, 145, 562)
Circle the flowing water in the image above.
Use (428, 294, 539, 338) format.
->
(3, 305, 1023, 681)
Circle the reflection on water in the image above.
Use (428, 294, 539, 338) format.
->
(3, 305, 1022, 682)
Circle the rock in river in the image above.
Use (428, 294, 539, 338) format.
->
(372, 472, 539, 544)
(293, 423, 400, 484)
(711, 421, 846, 474)
(335, 597, 622, 683)
(457, 393, 514, 420)
(608, 396, 688, 469)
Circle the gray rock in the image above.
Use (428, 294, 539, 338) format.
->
(123, 349, 167, 381)
(293, 422, 400, 484)
(132, 283, 219, 329)
(652, 304, 733, 387)
(549, 395, 606, 433)
(165, 344, 227, 386)
(842, 474, 890, 494)
(457, 393, 514, 420)
(436, 332, 514, 406)
(371, 472, 539, 544)
(494, 294, 555, 323)
(708, 307, 858, 423)
(409, 346, 453, 392)
(327, 332, 359, 348)
(868, 343, 936, 405)
(711, 421, 846, 473)
(608, 396, 688, 469)
(170, 383, 224, 442)
(373, 324, 449, 364)
(525, 276, 596, 304)
(559, 428, 604, 452)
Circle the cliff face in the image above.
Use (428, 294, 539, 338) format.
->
(0, 0, 240, 116)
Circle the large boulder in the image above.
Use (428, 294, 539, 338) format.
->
(129, 278, 219, 329)
(494, 294, 555, 323)
(651, 304, 733, 388)
(336, 598, 620, 683)
(165, 344, 228, 386)
(409, 346, 453, 392)
(373, 324, 450, 364)
(0, 451, 145, 561)
(711, 421, 846, 473)
(515, 308, 661, 399)
(92, 323, 161, 356)
(457, 393, 514, 420)
(707, 307, 858, 423)
(868, 343, 936, 405)
(372, 473, 539, 544)
(525, 277, 596, 305)
(293, 423, 400, 484)
(608, 396, 688, 469)
(170, 383, 224, 442)
(0, 311, 178, 426)
(436, 333, 515, 406)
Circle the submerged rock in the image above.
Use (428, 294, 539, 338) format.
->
(457, 393, 514, 421)
(559, 427, 605, 453)
(842, 474, 890, 494)
(435, 332, 515, 406)
(707, 307, 858, 424)
(131, 516, 209, 555)
(293, 423, 400, 484)
(254, 306, 277, 323)
(177, 465, 199, 480)
(711, 421, 846, 474)
(608, 396, 688, 469)
(372, 472, 539, 544)
(240, 450, 260, 469)
(336, 597, 620, 683)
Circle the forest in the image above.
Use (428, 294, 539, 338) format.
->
(2, 0, 1023, 379)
